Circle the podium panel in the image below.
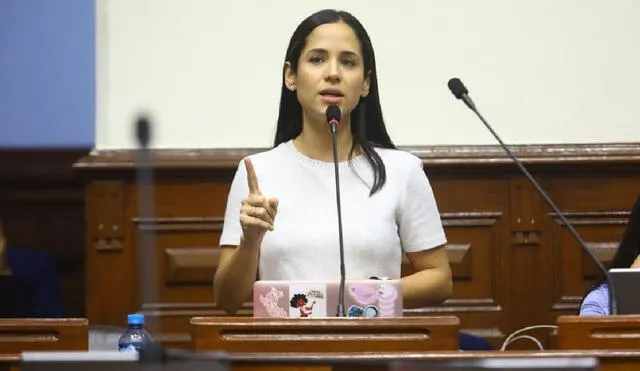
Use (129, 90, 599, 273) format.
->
(0, 319, 88, 371)
(191, 316, 460, 353)
(557, 315, 640, 350)
(0, 319, 88, 354)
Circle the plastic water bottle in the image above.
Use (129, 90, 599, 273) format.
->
(118, 313, 153, 353)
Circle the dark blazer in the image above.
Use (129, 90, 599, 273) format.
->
(0, 247, 64, 318)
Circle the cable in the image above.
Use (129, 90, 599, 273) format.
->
(503, 335, 545, 350)
(500, 325, 558, 351)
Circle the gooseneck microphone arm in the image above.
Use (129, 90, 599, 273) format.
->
(447, 78, 618, 315)
(326, 105, 347, 317)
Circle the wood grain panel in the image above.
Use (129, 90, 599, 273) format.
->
(557, 315, 640, 350)
(73, 143, 640, 350)
(191, 316, 460, 353)
(0, 148, 89, 318)
(0, 318, 88, 353)
(550, 212, 632, 311)
(165, 247, 221, 284)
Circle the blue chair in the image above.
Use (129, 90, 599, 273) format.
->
(4, 247, 64, 317)
(459, 331, 495, 350)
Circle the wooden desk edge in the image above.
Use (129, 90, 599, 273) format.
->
(0, 318, 89, 327)
(0, 355, 20, 363)
(191, 316, 460, 326)
(557, 314, 640, 324)
(228, 350, 640, 362)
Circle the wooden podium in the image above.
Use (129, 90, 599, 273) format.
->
(191, 316, 460, 353)
(557, 315, 640, 350)
(0, 318, 88, 371)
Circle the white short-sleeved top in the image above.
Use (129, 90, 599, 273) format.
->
(219, 140, 447, 280)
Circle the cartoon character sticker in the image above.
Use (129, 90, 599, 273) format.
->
(290, 293, 315, 317)
(288, 284, 327, 318)
(348, 282, 398, 317)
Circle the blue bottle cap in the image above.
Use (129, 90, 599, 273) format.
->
(127, 313, 145, 325)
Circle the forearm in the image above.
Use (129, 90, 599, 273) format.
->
(213, 238, 260, 314)
(401, 267, 452, 309)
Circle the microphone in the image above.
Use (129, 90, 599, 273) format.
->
(133, 115, 160, 336)
(447, 78, 619, 315)
(132, 116, 231, 365)
(326, 104, 347, 317)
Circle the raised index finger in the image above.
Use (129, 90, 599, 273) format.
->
(244, 157, 261, 195)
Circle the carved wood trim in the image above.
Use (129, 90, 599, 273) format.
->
(165, 247, 221, 284)
(0, 318, 89, 354)
(0, 148, 89, 182)
(549, 211, 631, 226)
(405, 298, 502, 315)
(441, 212, 502, 227)
(585, 242, 619, 261)
(553, 295, 587, 311)
(462, 327, 505, 340)
(133, 217, 224, 232)
(73, 143, 640, 174)
(140, 302, 253, 317)
(190, 316, 460, 352)
(557, 315, 640, 350)
(161, 242, 468, 286)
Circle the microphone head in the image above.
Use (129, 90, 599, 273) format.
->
(447, 78, 469, 99)
(325, 104, 341, 125)
(135, 115, 152, 148)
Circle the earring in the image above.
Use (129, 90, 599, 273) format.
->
(289, 85, 296, 91)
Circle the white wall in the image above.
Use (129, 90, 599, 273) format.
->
(96, 0, 640, 149)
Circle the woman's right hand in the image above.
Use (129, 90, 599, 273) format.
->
(240, 157, 279, 246)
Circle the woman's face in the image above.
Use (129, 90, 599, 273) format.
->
(285, 22, 370, 126)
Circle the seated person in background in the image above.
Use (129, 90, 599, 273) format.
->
(579, 196, 640, 316)
(213, 9, 452, 314)
(580, 254, 640, 316)
(0, 218, 64, 318)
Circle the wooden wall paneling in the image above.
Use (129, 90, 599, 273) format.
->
(544, 174, 640, 316)
(74, 143, 640, 350)
(502, 177, 556, 349)
(126, 181, 235, 348)
(0, 148, 89, 318)
(84, 180, 129, 326)
(0, 318, 89, 353)
(406, 176, 510, 349)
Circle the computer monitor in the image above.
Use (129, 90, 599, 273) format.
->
(608, 194, 640, 314)
(609, 268, 640, 314)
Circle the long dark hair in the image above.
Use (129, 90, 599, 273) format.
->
(579, 194, 640, 312)
(273, 9, 396, 196)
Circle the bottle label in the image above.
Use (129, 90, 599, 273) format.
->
(118, 344, 139, 353)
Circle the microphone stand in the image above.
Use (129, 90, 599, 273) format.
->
(135, 117, 160, 335)
(134, 117, 231, 367)
(455, 91, 618, 315)
(329, 121, 347, 317)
